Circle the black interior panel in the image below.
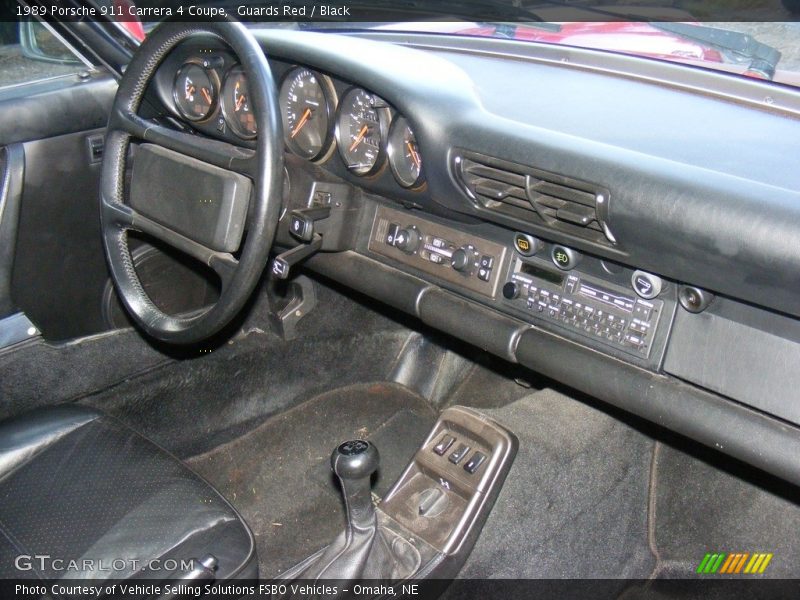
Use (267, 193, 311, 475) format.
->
(11, 128, 110, 339)
(664, 299, 800, 426)
(0, 74, 115, 145)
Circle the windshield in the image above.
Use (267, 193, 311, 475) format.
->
(103, 1, 800, 90)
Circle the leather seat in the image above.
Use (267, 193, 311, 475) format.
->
(0, 405, 256, 580)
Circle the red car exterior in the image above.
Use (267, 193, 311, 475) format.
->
(459, 21, 724, 65)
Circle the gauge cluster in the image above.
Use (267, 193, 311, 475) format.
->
(151, 43, 427, 198)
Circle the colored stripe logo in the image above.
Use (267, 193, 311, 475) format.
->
(696, 552, 773, 574)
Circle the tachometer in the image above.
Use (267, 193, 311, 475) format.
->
(335, 87, 388, 176)
(173, 63, 216, 122)
(221, 66, 257, 138)
(387, 116, 423, 188)
(280, 67, 333, 160)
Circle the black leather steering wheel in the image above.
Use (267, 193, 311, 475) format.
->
(100, 20, 282, 344)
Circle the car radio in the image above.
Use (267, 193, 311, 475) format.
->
(502, 257, 663, 358)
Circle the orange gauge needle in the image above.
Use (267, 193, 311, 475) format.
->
(291, 108, 312, 139)
(349, 124, 369, 152)
(201, 87, 212, 105)
(235, 93, 246, 112)
(186, 85, 195, 100)
(406, 140, 421, 169)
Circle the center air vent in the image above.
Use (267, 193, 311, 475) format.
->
(456, 151, 614, 245)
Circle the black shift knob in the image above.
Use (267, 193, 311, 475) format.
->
(332, 440, 380, 479)
(331, 440, 379, 530)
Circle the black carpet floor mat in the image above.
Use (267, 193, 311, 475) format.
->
(454, 385, 800, 585)
(650, 440, 800, 579)
(185, 382, 437, 578)
(459, 388, 657, 579)
(83, 328, 411, 458)
(0, 328, 174, 421)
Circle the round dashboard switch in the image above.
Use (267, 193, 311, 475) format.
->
(514, 233, 540, 257)
(632, 270, 663, 299)
(551, 245, 579, 270)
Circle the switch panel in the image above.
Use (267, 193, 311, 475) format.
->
(368, 206, 507, 299)
(380, 406, 518, 554)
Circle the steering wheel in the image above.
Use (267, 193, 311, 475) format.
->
(100, 20, 283, 344)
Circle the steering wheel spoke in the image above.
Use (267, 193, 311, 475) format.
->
(102, 198, 136, 229)
(112, 109, 257, 177)
(129, 211, 236, 284)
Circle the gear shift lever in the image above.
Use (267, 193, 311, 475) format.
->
(332, 440, 379, 531)
(286, 439, 418, 582)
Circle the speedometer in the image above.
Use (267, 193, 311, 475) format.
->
(335, 87, 388, 176)
(280, 68, 334, 160)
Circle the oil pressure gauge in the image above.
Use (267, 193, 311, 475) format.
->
(387, 116, 423, 188)
(173, 63, 217, 122)
(222, 66, 257, 138)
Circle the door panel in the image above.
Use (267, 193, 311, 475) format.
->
(1, 73, 118, 340)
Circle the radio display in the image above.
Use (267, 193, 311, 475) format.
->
(519, 262, 565, 286)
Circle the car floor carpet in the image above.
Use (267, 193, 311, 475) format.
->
(0, 327, 175, 421)
(82, 327, 412, 458)
(649, 436, 800, 579)
(457, 387, 657, 580)
(451, 383, 800, 588)
(80, 277, 421, 458)
(185, 381, 437, 578)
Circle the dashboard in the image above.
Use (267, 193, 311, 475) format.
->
(144, 29, 800, 487)
(152, 45, 425, 193)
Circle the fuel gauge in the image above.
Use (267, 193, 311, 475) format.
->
(387, 116, 423, 188)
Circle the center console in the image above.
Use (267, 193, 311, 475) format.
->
(379, 406, 518, 576)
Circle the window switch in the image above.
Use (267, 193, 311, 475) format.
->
(463, 451, 487, 474)
(433, 434, 455, 456)
(448, 443, 470, 465)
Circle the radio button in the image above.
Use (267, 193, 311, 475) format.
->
(633, 302, 653, 320)
(502, 282, 520, 300)
(565, 274, 579, 294)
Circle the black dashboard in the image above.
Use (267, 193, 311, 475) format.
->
(145, 29, 800, 487)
